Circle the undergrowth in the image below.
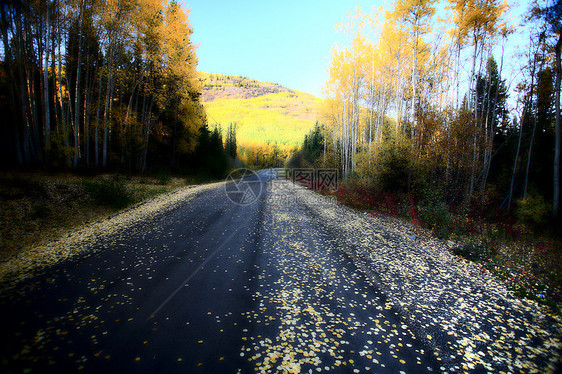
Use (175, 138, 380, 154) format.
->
(330, 180, 562, 316)
(84, 176, 132, 209)
(0, 172, 198, 263)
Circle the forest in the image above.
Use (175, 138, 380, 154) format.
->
(292, 0, 561, 227)
(1, 0, 561, 222)
(0, 0, 234, 176)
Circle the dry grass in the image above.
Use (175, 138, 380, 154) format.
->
(0, 172, 189, 264)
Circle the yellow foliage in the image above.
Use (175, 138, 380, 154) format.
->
(200, 73, 324, 150)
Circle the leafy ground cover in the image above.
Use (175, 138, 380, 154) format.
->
(304, 184, 561, 372)
(326, 182, 562, 316)
(0, 172, 201, 265)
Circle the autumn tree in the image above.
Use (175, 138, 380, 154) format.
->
(0, 0, 207, 174)
(392, 0, 436, 133)
(320, 2, 521, 209)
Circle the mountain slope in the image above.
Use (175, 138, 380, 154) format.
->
(199, 72, 323, 151)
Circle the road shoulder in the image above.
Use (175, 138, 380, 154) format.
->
(0, 182, 223, 291)
(295, 185, 562, 373)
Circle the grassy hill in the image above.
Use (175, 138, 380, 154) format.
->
(199, 72, 323, 152)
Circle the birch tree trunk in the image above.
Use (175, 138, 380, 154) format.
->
(523, 50, 543, 200)
(553, 35, 561, 218)
(72, 0, 84, 168)
(43, 2, 51, 155)
(508, 61, 537, 211)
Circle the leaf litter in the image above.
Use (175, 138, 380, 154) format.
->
(239, 179, 437, 373)
(0, 182, 221, 292)
(286, 182, 562, 373)
(2, 175, 561, 373)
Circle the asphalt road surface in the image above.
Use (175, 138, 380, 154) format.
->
(0, 170, 560, 373)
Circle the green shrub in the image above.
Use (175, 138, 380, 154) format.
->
(516, 193, 550, 228)
(417, 184, 451, 231)
(84, 177, 132, 209)
(375, 142, 410, 193)
(156, 170, 172, 185)
(452, 241, 496, 262)
(419, 199, 450, 230)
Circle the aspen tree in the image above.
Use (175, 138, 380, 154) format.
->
(392, 0, 436, 137)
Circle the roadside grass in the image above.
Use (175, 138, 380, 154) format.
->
(328, 181, 562, 316)
(0, 172, 198, 264)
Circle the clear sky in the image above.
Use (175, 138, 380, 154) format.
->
(180, 0, 379, 98)
(180, 0, 530, 100)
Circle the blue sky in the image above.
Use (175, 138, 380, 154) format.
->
(180, 0, 530, 100)
(180, 0, 378, 98)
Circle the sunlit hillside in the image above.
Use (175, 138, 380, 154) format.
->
(199, 72, 324, 151)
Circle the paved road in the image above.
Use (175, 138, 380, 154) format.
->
(0, 170, 439, 373)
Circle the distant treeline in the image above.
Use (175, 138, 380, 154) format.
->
(0, 0, 229, 175)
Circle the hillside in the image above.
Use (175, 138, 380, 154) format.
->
(198, 72, 324, 151)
